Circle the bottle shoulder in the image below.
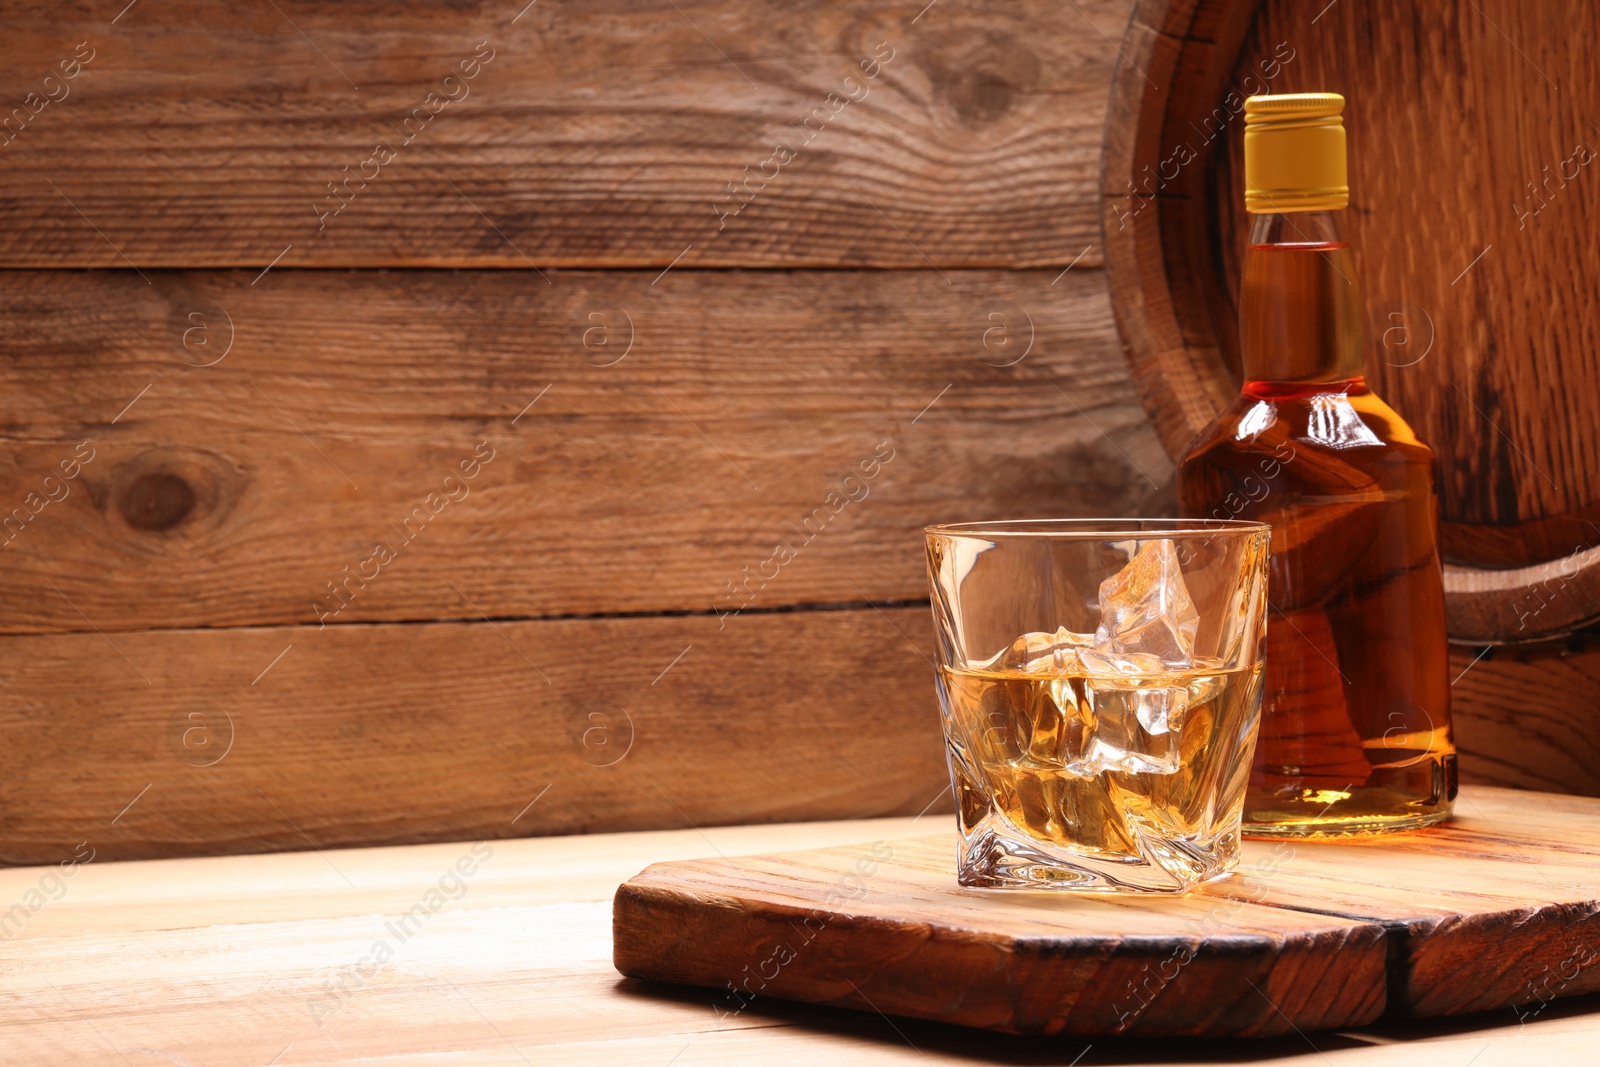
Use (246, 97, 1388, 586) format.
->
(1181, 383, 1434, 467)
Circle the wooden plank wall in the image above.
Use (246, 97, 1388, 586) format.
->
(0, 0, 1167, 862)
(0, 0, 1591, 862)
(0, 0, 1113, 267)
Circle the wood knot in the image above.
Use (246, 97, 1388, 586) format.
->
(919, 32, 1041, 127)
(119, 472, 196, 531)
(102, 447, 244, 549)
(950, 69, 1016, 125)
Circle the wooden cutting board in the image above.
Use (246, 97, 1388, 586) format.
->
(613, 786, 1600, 1038)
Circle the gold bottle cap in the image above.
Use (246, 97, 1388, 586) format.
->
(1243, 93, 1348, 214)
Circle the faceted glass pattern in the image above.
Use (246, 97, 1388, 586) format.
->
(927, 520, 1271, 892)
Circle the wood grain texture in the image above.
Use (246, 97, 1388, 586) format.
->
(1099, 0, 1250, 458)
(615, 787, 1600, 1038)
(1443, 550, 1600, 644)
(617, 835, 1388, 1038)
(9, 815, 1600, 1066)
(1450, 639, 1600, 797)
(0, 0, 1127, 268)
(0, 267, 1171, 635)
(0, 607, 953, 865)
(1248, 790, 1600, 1020)
(0, 603, 1585, 866)
(1100, 0, 1600, 639)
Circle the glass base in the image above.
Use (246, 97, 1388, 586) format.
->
(957, 813, 1240, 893)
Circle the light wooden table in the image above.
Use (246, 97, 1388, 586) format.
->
(4, 815, 1597, 1065)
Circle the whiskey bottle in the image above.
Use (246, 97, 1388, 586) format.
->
(1178, 93, 1456, 835)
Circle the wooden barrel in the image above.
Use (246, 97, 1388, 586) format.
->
(1103, 0, 1600, 644)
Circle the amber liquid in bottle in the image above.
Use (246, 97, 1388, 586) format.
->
(1178, 212, 1457, 835)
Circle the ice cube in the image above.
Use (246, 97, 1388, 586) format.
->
(1043, 689, 1190, 777)
(1136, 691, 1183, 737)
(1078, 648, 1166, 676)
(1081, 682, 1189, 775)
(1086, 683, 1187, 776)
(1093, 540, 1199, 668)
(1049, 643, 1189, 776)
(978, 626, 1095, 674)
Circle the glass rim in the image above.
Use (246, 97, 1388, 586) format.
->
(924, 517, 1270, 540)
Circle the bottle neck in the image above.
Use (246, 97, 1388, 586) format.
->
(1239, 211, 1365, 391)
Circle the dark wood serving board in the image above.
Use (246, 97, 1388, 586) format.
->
(613, 786, 1600, 1038)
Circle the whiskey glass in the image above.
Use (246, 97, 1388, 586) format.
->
(926, 519, 1271, 892)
